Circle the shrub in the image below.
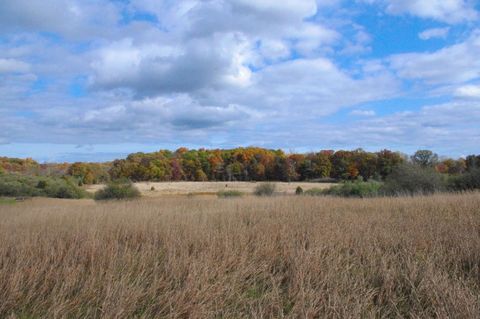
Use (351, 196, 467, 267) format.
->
(324, 180, 382, 198)
(382, 164, 445, 195)
(217, 190, 244, 198)
(448, 169, 480, 191)
(151, 186, 155, 191)
(44, 177, 88, 199)
(94, 179, 141, 200)
(254, 183, 276, 196)
(0, 173, 87, 199)
(36, 180, 48, 189)
(295, 186, 304, 195)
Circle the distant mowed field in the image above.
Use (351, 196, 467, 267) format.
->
(1, 193, 480, 318)
(85, 181, 335, 196)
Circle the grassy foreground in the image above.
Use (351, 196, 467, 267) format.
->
(1, 194, 480, 318)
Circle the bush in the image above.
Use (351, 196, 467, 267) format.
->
(448, 169, 480, 191)
(382, 164, 446, 195)
(254, 183, 276, 196)
(295, 186, 304, 195)
(324, 180, 382, 198)
(36, 180, 48, 189)
(94, 179, 141, 200)
(44, 177, 88, 199)
(217, 190, 244, 198)
(0, 173, 87, 199)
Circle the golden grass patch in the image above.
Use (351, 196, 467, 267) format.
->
(1, 193, 480, 318)
(85, 181, 334, 197)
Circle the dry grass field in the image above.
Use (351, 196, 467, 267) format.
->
(85, 181, 334, 196)
(1, 193, 480, 318)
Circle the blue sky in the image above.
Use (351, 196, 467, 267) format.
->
(0, 0, 479, 162)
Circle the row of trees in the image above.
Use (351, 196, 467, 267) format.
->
(0, 157, 72, 176)
(2, 148, 478, 185)
(0, 157, 40, 174)
(92, 148, 472, 184)
(106, 148, 407, 183)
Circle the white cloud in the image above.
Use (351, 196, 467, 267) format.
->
(340, 25, 372, 55)
(85, 56, 399, 141)
(232, 0, 317, 18)
(90, 34, 255, 96)
(252, 58, 398, 115)
(350, 109, 376, 116)
(36, 94, 257, 144)
(455, 84, 480, 99)
(132, 0, 339, 56)
(89, 0, 345, 97)
(418, 27, 450, 40)
(0, 58, 30, 73)
(370, 0, 479, 24)
(292, 23, 341, 55)
(309, 100, 480, 155)
(390, 30, 480, 84)
(0, 0, 120, 38)
(258, 39, 291, 61)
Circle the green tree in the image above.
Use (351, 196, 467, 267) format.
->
(226, 162, 243, 181)
(466, 155, 480, 171)
(383, 164, 445, 195)
(312, 152, 332, 178)
(331, 151, 354, 180)
(195, 169, 208, 181)
(411, 150, 438, 167)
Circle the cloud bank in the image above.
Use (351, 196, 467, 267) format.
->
(0, 0, 479, 160)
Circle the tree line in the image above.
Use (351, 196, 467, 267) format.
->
(3, 148, 478, 185)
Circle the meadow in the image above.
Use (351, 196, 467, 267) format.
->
(1, 192, 480, 318)
(85, 181, 334, 196)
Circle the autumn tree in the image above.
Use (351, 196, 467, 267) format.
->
(170, 158, 184, 181)
(331, 151, 354, 179)
(208, 150, 224, 180)
(0, 157, 40, 174)
(67, 162, 109, 184)
(356, 152, 378, 181)
(436, 158, 466, 175)
(312, 151, 333, 178)
(376, 149, 404, 179)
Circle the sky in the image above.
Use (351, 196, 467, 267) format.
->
(0, 0, 479, 162)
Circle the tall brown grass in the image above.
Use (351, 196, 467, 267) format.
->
(1, 193, 480, 318)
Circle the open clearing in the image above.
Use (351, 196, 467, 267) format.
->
(85, 181, 335, 196)
(1, 193, 480, 318)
